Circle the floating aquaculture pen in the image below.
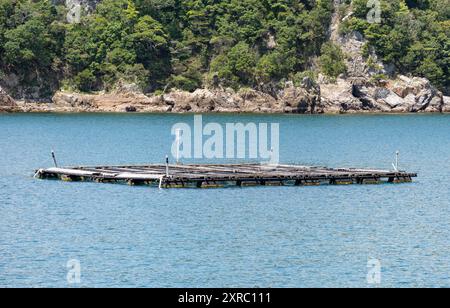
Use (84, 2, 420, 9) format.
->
(35, 163, 417, 189)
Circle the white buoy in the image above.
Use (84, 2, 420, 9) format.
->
(159, 176, 163, 189)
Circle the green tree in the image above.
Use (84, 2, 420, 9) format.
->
(0, 0, 63, 97)
(64, 0, 169, 92)
(319, 42, 347, 79)
(416, 57, 445, 88)
(211, 42, 258, 88)
(74, 69, 97, 92)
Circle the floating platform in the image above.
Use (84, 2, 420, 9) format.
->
(35, 163, 417, 189)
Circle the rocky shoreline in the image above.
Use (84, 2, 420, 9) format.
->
(2, 75, 449, 114)
(2, 24, 448, 115)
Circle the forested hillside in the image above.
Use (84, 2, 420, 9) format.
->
(341, 0, 449, 92)
(0, 0, 448, 99)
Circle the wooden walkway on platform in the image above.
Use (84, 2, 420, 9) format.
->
(35, 163, 417, 189)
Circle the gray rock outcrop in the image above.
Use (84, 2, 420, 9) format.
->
(47, 86, 319, 114)
(0, 86, 18, 112)
(443, 96, 450, 113)
(319, 76, 444, 113)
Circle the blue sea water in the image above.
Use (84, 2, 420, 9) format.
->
(0, 113, 449, 288)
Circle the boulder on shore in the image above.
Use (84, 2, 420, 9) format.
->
(0, 86, 18, 112)
(443, 96, 450, 113)
(387, 76, 443, 112)
(318, 76, 444, 113)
